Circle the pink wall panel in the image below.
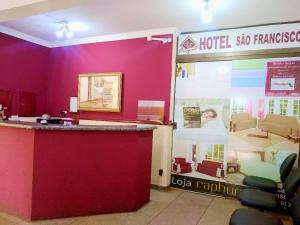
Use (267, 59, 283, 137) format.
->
(0, 33, 50, 116)
(0, 127, 34, 219)
(0, 33, 173, 122)
(46, 36, 173, 123)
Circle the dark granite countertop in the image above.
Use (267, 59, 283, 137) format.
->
(0, 121, 156, 131)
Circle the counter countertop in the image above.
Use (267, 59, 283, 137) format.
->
(0, 121, 156, 131)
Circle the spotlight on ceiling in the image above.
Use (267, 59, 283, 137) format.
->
(56, 22, 74, 39)
(197, 0, 224, 24)
(55, 29, 64, 38)
(68, 22, 90, 31)
(65, 30, 73, 39)
(201, 0, 213, 24)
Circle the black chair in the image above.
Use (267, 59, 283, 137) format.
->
(239, 167, 300, 211)
(243, 153, 297, 192)
(230, 193, 300, 225)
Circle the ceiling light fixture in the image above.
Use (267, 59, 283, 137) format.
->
(56, 22, 74, 39)
(201, 0, 213, 24)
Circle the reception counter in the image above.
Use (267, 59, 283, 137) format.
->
(0, 121, 156, 220)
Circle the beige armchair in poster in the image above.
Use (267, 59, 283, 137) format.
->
(258, 114, 299, 138)
(230, 112, 256, 132)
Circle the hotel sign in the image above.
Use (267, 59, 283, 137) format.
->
(178, 23, 300, 55)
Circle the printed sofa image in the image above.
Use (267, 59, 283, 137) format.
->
(172, 157, 192, 174)
(196, 160, 225, 178)
(258, 114, 299, 138)
(230, 112, 256, 132)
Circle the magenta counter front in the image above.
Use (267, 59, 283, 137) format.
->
(0, 122, 155, 220)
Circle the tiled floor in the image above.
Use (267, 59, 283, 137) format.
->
(0, 189, 293, 225)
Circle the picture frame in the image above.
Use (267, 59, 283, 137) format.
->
(78, 72, 122, 112)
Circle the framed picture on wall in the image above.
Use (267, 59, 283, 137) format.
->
(78, 72, 122, 112)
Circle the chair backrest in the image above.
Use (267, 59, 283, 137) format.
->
(290, 193, 300, 225)
(280, 153, 297, 182)
(283, 167, 300, 199)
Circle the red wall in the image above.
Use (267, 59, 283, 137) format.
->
(0, 33, 173, 123)
(0, 33, 50, 116)
(0, 127, 34, 218)
(46, 36, 173, 123)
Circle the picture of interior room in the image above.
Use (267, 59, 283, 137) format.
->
(174, 98, 230, 141)
(172, 97, 229, 182)
(1, 1, 300, 225)
(228, 97, 300, 185)
(78, 73, 122, 111)
(172, 141, 226, 182)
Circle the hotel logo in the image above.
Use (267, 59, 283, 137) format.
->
(179, 36, 198, 53)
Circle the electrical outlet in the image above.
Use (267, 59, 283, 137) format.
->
(159, 169, 163, 176)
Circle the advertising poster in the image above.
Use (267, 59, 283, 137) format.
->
(265, 61, 300, 96)
(171, 58, 300, 201)
(137, 100, 165, 124)
(183, 107, 201, 128)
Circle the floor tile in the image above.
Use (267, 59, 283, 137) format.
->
(148, 192, 213, 225)
(122, 213, 150, 225)
(197, 197, 243, 225)
(0, 189, 293, 225)
(283, 219, 293, 225)
(150, 189, 183, 203)
(16, 217, 75, 225)
(0, 212, 24, 224)
(69, 213, 127, 225)
(135, 200, 170, 220)
(0, 216, 18, 225)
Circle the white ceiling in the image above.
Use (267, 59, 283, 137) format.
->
(0, 0, 300, 45)
(0, 0, 47, 11)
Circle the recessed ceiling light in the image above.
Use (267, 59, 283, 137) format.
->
(65, 30, 73, 39)
(68, 22, 90, 31)
(55, 30, 64, 38)
(209, 0, 225, 11)
(192, 0, 225, 23)
(201, 0, 213, 23)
